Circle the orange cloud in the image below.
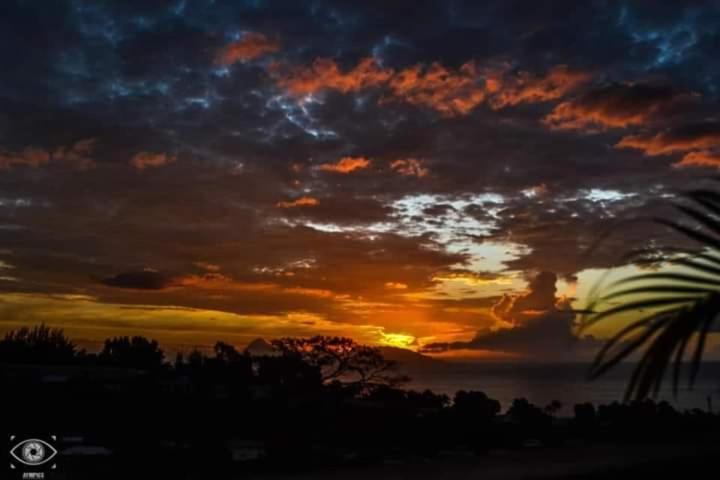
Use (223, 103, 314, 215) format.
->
(130, 151, 176, 170)
(271, 57, 392, 96)
(390, 158, 428, 178)
(385, 61, 486, 116)
(216, 32, 281, 65)
(384, 282, 408, 290)
(0, 139, 96, 171)
(0, 147, 50, 169)
(616, 123, 720, 156)
(673, 150, 720, 169)
(490, 65, 591, 109)
(175, 273, 336, 299)
(174, 273, 275, 292)
(432, 271, 511, 286)
(545, 101, 643, 130)
(276, 196, 320, 208)
(317, 156, 371, 173)
(194, 262, 221, 272)
(282, 286, 334, 298)
(543, 83, 693, 131)
(271, 57, 590, 117)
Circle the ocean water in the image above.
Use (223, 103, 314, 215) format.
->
(404, 362, 720, 416)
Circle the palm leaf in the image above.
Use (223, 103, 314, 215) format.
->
(582, 186, 720, 400)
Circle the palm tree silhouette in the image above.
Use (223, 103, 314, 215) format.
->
(581, 186, 720, 401)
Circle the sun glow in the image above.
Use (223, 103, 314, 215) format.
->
(380, 331, 417, 348)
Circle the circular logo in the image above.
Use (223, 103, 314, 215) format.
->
(21, 441, 46, 464)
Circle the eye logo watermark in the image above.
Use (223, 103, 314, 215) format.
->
(8, 435, 58, 479)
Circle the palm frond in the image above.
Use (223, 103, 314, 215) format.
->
(581, 186, 720, 401)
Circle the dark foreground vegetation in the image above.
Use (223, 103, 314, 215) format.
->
(1, 325, 719, 479)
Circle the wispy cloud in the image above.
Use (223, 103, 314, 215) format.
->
(489, 65, 591, 109)
(0, 139, 96, 171)
(216, 32, 281, 65)
(616, 122, 720, 156)
(544, 83, 694, 131)
(390, 158, 428, 178)
(130, 151, 176, 170)
(384, 61, 487, 116)
(270, 57, 391, 96)
(317, 156, 371, 173)
(276, 196, 320, 208)
(673, 149, 720, 169)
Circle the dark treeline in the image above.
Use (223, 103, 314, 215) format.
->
(1, 325, 718, 478)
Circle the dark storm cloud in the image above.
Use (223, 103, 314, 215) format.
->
(422, 271, 602, 359)
(100, 270, 170, 290)
(479, 187, 688, 276)
(491, 271, 558, 322)
(421, 309, 601, 359)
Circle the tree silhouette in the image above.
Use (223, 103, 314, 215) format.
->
(0, 324, 78, 364)
(452, 390, 501, 420)
(507, 398, 552, 433)
(271, 336, 408, 392)
(213, 341, 248, 365)
(99, 336, 165, 370)
(255, 354, 323, 390)
(581, 186, 720, 400)
(544, 400, 563, 417)
(573, 402, 596, 431)
(208, 342, 253, 381)
(185, 348, 205, 369)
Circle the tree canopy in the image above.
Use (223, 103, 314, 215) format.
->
(0, 324, 78, 364)
(271, 336, 408, 392)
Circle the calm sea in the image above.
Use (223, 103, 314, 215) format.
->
(404, 362, 720, 416)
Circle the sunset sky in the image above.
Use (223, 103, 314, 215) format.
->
(2, 1, 720, 360)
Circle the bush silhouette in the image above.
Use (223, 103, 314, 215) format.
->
(0, 324, 78, 364)
(99, 336, 165, 369)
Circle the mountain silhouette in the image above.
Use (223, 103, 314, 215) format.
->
(378, 346, 444, 370)
(243, 338, 277, 357)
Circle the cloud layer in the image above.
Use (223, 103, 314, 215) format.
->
(2, 1, 720, 352)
